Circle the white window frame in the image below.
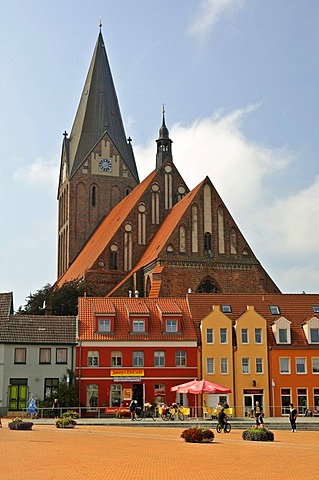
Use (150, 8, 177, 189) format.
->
(312, 357, 319, 374)
(220, 328, 228, 344)
(220, 357, 228, 374)
(278, 328, 288, 343)
(255, 328, 262, 344)
(133, 351, 144, 367)
(111, 351, 122, 367)
(154, 351, 165, 367)
(256, 357, 263, 374)
(310, 328, 319, 343)
(88, 351, 99, 366)
(241, 328, 248, 344)
(242, 357, 249, 374)
(166, 319, 178, 333)
(98, 318, 111, 333)
(296, 357, 306, 374)
(207, 357, 214, 374)
(176, 350, 186, 367)
(206, 328, 214, 344)
(133, 319, 145, 332)
(279, 357, 290, 374)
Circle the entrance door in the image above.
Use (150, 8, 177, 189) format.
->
(132, 383, 144, 407)
(244, 392, 264, 417)
(9, 379, 28, 411)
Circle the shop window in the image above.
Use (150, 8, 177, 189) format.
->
(87, 384, 98, 410)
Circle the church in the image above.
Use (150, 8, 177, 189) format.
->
(56, 28, 280, 298)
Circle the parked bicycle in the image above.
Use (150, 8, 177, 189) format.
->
(161, 403, 184, 421)
(135, 403, 156, 421)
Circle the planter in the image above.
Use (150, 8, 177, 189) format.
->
(8, 421, 33, 430)
(181, 426, 215, 443)
(242, 427, 274, 442)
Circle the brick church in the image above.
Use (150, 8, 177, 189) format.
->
(56, 29, 280, 298)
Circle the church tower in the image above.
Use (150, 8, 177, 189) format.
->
(57, 28, 139, 278)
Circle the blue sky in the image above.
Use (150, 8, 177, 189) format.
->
(1, 0, 318, 310)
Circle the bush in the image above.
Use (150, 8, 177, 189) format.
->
(8, 418, 33, 430)
(55, 410, 78, 428)
(242, 427, 274, 442)
(181, 426, 214, 443)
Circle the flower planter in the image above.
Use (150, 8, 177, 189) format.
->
(242, 427, 274, 442)
(181, 426, 214, 443)
(8, 421, 33, 430)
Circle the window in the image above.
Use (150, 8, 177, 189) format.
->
(241, 328, 248, 344)
(242, 358, 249, 374)
(133, 351, 144, 367)
(256, 358, 263, 374)
(206, 328, 213, 344)
(297, 388, 307, 415)
(310, 328, 319, 343)
(56, 348, 67, 364)
(154, 351, 165, 367)
(39, 348, 51, 364)
(220, 328, 227, 344)
(133, 320, 145, 332)
(98, 319, 111, 333)
(220, 358, 228, 374)
(204, 232, 212, 255)
(207, 357, 214, 374)
(14, 348, 26, 364)
(313, 305, 319, 314)
(278, 328, 288, 343)
(270, 305, 280, 315)
(111, 384, 121, 407)
(296, 358, 306, 374)
(44, 378, 59, 398)
(111, 351, 122, 367)
(110, 244, 118, 270)
(281, 388, 291, 415)
(280, 357, 290, 374)
(88, 351, 99, 366)
(314, 389, 319, 414)
(255, 328, 262, 344)
(137, 203, 147, 245)
(221, 305, 231, 314)
(176, 351, 186, 367)
(87, 384, 98, 410)
(312, 358, 319, 374)
(166, 319, 178, 333)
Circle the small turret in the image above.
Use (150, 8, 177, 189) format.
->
(156, 106, 173, 169)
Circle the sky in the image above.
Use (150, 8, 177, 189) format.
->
(1, 0, 318, 310)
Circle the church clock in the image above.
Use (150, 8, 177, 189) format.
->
(99, 158, 112, 172)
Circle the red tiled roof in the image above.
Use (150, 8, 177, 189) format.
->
(56, 170, 157, 287)
(148, 280, 162, 298)
(107, 179, 205, 296)
(78, 296, 196, 342)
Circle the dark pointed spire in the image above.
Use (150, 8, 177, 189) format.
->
(156, 105, 173, 169)
(68, 29, 139, 182)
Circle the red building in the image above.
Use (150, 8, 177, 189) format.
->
(76, 296, 198, 411)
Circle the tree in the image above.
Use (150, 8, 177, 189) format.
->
(17, 279, 94, 316)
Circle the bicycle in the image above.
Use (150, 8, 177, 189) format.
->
(216, 419, 231, 433)
(135, 404, 156, 421)
(161, 404, 184, 421)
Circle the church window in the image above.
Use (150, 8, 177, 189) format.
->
(91, 185, 96, 207)
(151, 184, 160, 224)
(98, 258, 105, 269)
(204, 232, 212, 256)
(110, 244, 118, 270)
(124, 224, 132, 271)
(164, 167, 172, 210)
(177, 185, 186, 201)
(230, 228, 237, 254)
(138, 203, 147, 245)
(242, 248, 249, 256)
(218, 207, 225, 254)
(125, 187, 132, 196)
(179, 226, 186, 253)
(191, 205, 198, 253)
(166, 244, 174, 253)
(203, 184, 212, 234)
(198, 279, 219, 293)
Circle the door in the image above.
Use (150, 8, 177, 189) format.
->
(9, 380, 28, 411)
(132, 383, 144, 407)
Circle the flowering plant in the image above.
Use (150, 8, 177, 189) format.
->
(8, 417, 33, 430)
(181, 426, 214, 443)
(242, 427, 274, 442)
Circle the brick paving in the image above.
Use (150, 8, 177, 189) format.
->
(1, 421, 319, 480)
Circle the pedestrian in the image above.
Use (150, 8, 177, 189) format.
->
(254, 401, 264, 428)
(52, 398, 59, 418)
(289, 403, 298, 432)
(129, 399, 137, 420)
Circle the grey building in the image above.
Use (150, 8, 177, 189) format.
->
(0, 292, 76, 416)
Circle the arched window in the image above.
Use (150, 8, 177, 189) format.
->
(191, 205, 198, 253)
(151, 183, 160, 224)
(197, 279, 219, 293)
(179, 226, 186, 253)
(164, 165, 173, 210)
(137, 203, 147, 245)
(177, 185, 186, 201)
(166, 243, 174, 253)
(230, 228, 237, 254)
(110, 244, 118, 270)
(204, 232, 212, 256)
(124, 224, 132, 271)
(91, 185, 96, 207)
(218, 206, 225, 254)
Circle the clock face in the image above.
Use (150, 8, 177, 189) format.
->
(99, 158, 112, 172)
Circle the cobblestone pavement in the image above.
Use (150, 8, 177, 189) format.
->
(1, 422, 319, 480)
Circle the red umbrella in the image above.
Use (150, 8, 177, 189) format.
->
(170, 379, 198, 393)
(187, 379, 231, 395)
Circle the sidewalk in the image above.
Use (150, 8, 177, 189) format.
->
(1, 423, 319, 479)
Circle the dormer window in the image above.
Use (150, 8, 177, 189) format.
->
(303, 317, 319, 344)
(313, 305, 319, 314)
(310, 328, 319, 343)
(166, 319, 178, 333)
(272, 317, 291, 344)
(133, 320, 145, 332)
(270, 305, 280, 315)
(95, 314, 115, 334)
(222, 304, 232, 314)
(98, 319, 111, 333)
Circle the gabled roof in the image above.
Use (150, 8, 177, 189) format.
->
(0, 292, 14, 316)
(68, 32, 138, 182)
(107, 179, 205, 296)
(78, 296, 196, 342)
(56, 170, 157, 287)
(0, 314, 77, 344)
(187, 293, 319, 349)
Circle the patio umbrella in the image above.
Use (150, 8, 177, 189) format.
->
(170, 379, 198, 393)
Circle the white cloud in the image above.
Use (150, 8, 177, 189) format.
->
(135, 105, 319, 293)
(189, 0, 246, 37)
(13, 156, 59, 191)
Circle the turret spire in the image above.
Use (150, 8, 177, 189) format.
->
(156, 105, 173, 169)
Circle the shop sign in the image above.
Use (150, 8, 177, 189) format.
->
(114, 376, 141, 382)
(243, 389, 263, 395)
(111, 369, 144, 377)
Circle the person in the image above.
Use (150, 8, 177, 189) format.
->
(27, 397, 38, 419)
(52, 398, 59, 418)
(129, 399, 137, 420)
(217, 407, 228, 432)
(289, 403, 298, 432)
(305, 407, 312, 417)
(254, 401, 264, 428)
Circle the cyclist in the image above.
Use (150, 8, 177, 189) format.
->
(217, 407, 228, 432)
